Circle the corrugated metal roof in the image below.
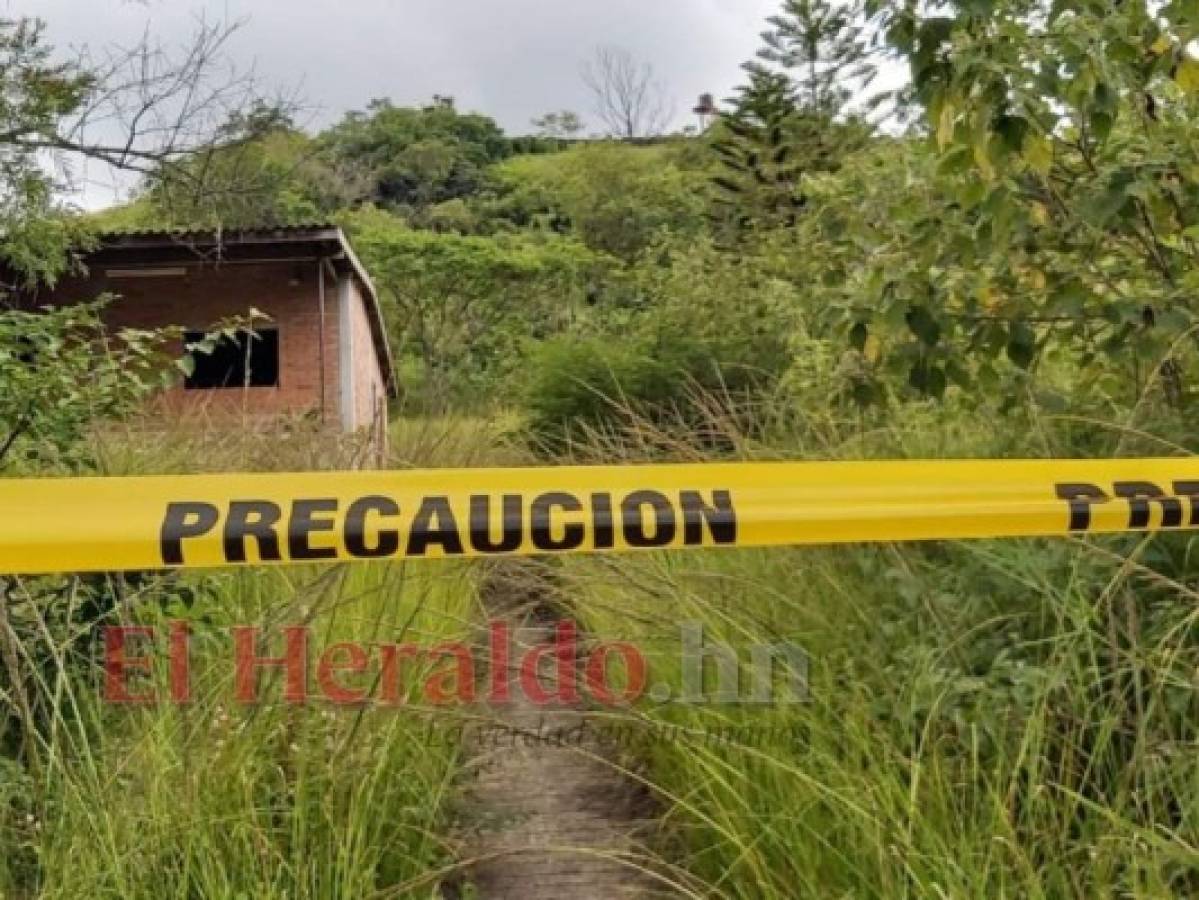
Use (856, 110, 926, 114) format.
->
(92, 221, 339, 238)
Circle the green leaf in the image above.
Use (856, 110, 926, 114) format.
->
(1166, 0, 1199, 30)
(1035, 389, 1069, 412)
(851, 380, 878, 407)
(938, 145, 974, 177)
(1157, 307, 1193, 332)
(1091, 110, 1114, 143)
(1101, 323, 1134, 353)
(1047, 280, 1088, 317)
(1007, 321, 1036, 369)
(937, 100, 956, 149)
(1023, 135, 1053, 176)
(1088, 171, 1135, 225)
(905, 305, 942, 347)
(849, 321, 869, 350)
(945, 358, 972, 388)
(908, 360, 928, 392)
(926, 365, 947, 399)
(1093, 81, 1118, 113)
(1175, 56, 1199, 94)
(908, 359, 946, 398)
(994, 114, 1029, 153)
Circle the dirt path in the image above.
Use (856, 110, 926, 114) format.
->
(453, 562, 671, 899)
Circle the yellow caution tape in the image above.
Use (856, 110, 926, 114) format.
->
(0, 459, 1197, 575)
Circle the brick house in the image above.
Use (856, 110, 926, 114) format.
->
(18, 226, 396, 444)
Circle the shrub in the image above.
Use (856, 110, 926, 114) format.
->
(520, 330, 781, 451)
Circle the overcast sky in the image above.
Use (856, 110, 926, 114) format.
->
(17, 0, 784, 207)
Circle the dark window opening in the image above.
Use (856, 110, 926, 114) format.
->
(184, 328, 280, 389)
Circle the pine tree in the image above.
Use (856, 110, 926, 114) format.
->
(708, 66, 805, 235)
(706, 0, 876, 238)
(756, 0, 877, 119)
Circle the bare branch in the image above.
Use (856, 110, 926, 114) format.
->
(580, 46, 674, 139)
(13, 15, 298, 192)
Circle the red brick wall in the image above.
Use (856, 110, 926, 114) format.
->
(345, 277, 388, 433)
(37, 261, 343, 426)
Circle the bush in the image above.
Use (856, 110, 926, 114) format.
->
(517, 236, 798, 449)
(519, 330, 781, 451)
(491, 143, 708, 259)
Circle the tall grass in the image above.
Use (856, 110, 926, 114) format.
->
(2, 562, 477, 899)
(561, 393, 1199, 897)
(89, 411, 524, 475)
(7, 386, 1199, 896)
(0, 419, 508, 898)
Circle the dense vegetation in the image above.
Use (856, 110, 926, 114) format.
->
(3, 0, 1199, 894)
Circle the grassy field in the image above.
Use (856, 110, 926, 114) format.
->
(564, 406, 1199, 897)
(0, 419, 505, 899)
(2, 411, 1197, 897)
(4, 562, 475, 899)
(569, 536, 1199, 896)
